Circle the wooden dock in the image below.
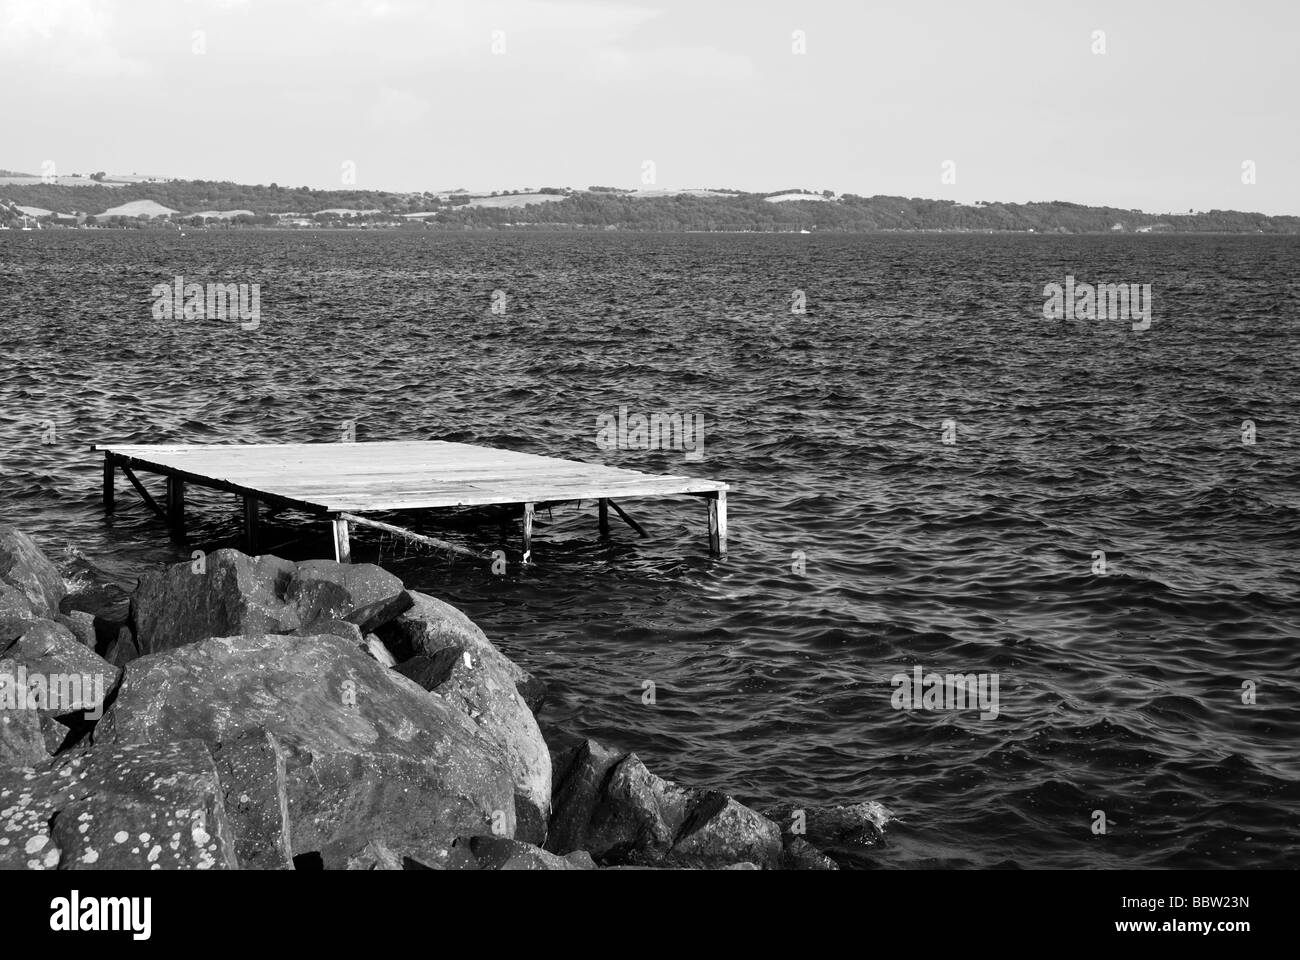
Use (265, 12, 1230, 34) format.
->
(92, 441, 729, 562)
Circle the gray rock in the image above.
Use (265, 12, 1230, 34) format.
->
(563, 850, 599, 870)
(104, 626, 139, 670)
(130, 551, 297, 655)
(0, 525, 65, 620)
(55, 611, 96, 649)
(762, 801, 889, 868)
(466, 835, 579, 871)
(379, 590, 544, 710)
(383, 592, 551, 832)
(286, 560, 412, 635)
(363, 634, 397, 668)
(582, 753, 694, 862)
(671, 792, 783, 870)
(545, 738, 627, 855)
(0, 621, 119, 717)
(781, 836, 839, 870)
(130, 550, 411, 655)
(97, 632, 517, 869)
(0, 585, 41, 645)
(0, 702, 46, 765)
(546, 738, 784, 870)
(39, 715, 70, 755)
(341, 839, 405, 870)
(211, 728, 293, 870)
(299, 618, 363, 645)
(0, 740, 240, 870)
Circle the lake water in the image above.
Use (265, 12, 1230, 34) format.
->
(2, 229, 1297, 868)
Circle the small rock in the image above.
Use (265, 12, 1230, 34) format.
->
(781, 836, 839, 870)
(563, 850, 598, 870)
(467, 836, 577, 871)
(0, 702, 46, 765)
(362, 634, 397, 669)
(104, 626, 139, 670)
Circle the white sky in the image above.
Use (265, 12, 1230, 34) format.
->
(2, 0, 1297, 213)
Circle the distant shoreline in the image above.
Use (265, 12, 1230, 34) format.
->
(3, 180, 1297, 234)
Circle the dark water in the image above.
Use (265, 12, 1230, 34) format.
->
(2, 230, 1298, 869)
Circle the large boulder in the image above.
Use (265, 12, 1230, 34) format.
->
(0, 620, 119, 718)
(97, 632, 517, 869)
(283, 560, 412, 634)
(545, 738, 627, 855)
(378, 591, 545, 710)
(579, 753, 695, 862)
(0, 740, 240, 870)
(129, 550, 411, 655)
(0, 526, 65, 620)
(130, 552, 294, 654)
(382, 591, 551, 836)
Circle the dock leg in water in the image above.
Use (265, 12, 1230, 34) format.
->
(522, 502, 535, 564)
(598, 498, 609, 536)
(167, 477, 186, 539)
(707, 490, 727, 558)
(102, 455, 115, 512)
(242, 495, 260, 554)
(332, 516, 351, 563)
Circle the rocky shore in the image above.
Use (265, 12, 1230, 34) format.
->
(1, 524, 883, 870)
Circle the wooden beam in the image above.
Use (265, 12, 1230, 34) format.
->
(522, 502, 535, 564)
(120, 465, 168, 522)
(607, 498, 647, 537)
(598, 498, 609, 535)
(167, 477, 186, 538)
(338, 512, 486, 561)
(707, 490, 727, 558)
(243, 495, 260, 553)
(332, 516, 351, 564)
(102, 455, 115, 512)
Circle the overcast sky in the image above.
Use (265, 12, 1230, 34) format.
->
(3, 0, 1297, 213)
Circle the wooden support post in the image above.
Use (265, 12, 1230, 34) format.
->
(121, 465, 168, 522)
(707, 490, 727, 558)
(339, 512, 486, 561)
(242, 495, 260, 554)
(167, 476, 186, 538)
(102, 455, 115, 512)
(598, 498, 609, 536)
(332, 516, 351, 564)
(522, 502, 535, 564)
(608, 499, 647, 538)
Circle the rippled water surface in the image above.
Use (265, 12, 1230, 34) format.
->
(2, 230, 1298, 868)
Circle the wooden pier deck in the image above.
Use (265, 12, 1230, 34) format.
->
(92, 441, 729, 562)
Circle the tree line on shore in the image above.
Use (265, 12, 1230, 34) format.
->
(2, 180, 1296, 233)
